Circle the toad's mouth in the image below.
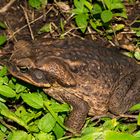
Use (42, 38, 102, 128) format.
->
(4, 62, 52, 88)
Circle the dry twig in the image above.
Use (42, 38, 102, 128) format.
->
(8, 6, 53, 40)
(0, 0, 16, 13)
(21, 5, 34, 40)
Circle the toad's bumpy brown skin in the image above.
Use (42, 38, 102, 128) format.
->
(1, 38, 140, 134)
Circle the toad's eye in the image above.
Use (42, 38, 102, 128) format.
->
(19, 66, 28, 73)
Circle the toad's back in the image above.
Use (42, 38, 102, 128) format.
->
(2, 38, 140, 134)
(26, 38, 139, 115)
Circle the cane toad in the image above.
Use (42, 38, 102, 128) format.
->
(1, 38, 140, 134)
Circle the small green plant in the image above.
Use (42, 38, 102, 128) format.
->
(28, 0, 48, 9)
(0, 66, 70, 139)
(72, 0, 127, 33)
(0, 21, 7, 46)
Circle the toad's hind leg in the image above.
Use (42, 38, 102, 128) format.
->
(43, 88, 89, 135)
(109, 72, 140, 115)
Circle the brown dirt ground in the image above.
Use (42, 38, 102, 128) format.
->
(0, 0, 140, 50)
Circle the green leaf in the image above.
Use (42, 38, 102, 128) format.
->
(75, 14, 88, 33)
(92, 4, 102, 15)
(122, 51, 133, 58)
(134, 51, 140, 61)
(50, 103, 69, 113)
(40, 0, 48, 6)
(129, 103, 140, 111)
(15, 83, 26, 93)
(53, 117, 65, 139)
(15, 106, 38, 124)
(134, 130, 140, 138)
(136, 31, 140, 37)
(0, 66, 7, 77)
(105, 131, 140, 140)
(113, 12, 127, 18)
(72, 8, 83, 15)
(103, 118, 119, 130)
(38, 113, 56, 133)
(137, 113, 140, 126)
(90, 20, 101, 32)
(34, 132, 54, 140)
(84, 1, 93, 11)
(74, 0, 85, 9)
(101, 10, 113, 23)
(0, 102, 8, 111)
(21, 93, 43, 109)
(0, 34, 7, 46)
(44, 101, 69, 131)
(1, 109, 28, 130)
(0, 85, 16, 98)
(28, 0, 41, 9)
(0, 130, 6, 140)
(39, 23, 52, 33)
(103, 0, 111, 9)
(110, 3, 125, 10)
(7, 130, 28, 140)
(0, 22, 6, 29)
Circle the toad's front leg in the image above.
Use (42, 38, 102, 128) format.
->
(43, 88, 89, 135)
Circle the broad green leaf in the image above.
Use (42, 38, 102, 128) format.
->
(74, 0, 85, 9)
(53, 116, 65, 139)
(90, 20, 100, 32)
(101, 10, 113, 23)
(113, 12, 127, 18)
(92, 4, 102, 15)
(84, 1, 93, 11)
(103, 118, 119, 130)
(103, 0, 111, 9)
(50, 103, 69, 112)
(105, 131, 140, 140)
(15, 106, 37, 123)
(39, 23, 52, 33)
(28, 0, 41, 9)
(44, 101, 69, 131)
(134, 130, 140, 138)
(110, 3, 125, 10)
(75, 14, 88, 33)
(15, 83, 26, 93)
(136, 31, 140, 37)
(0, 85, 16, 98)
(34, 132, 54, 140)
(129, 103, 140, 111)
(0, 130, 6, 140)
(1, 109, 28, 130)
(106, 24, 125, 33)
(0, 34, 7, 46)
(138, 113, 140, 126)
(0, 21, 6, 29)
(72, 8, 83, 15)
(0, 66, 7, 77)
(70, 127, 104, 140)
(38, 113, 56, 133)
(113, 24, 124, 32)
(134, 51, 140, 61)
(122, 51, 133, 58)
(0, 102, 8, 111)
(21, 93, 43, 109)
(40, 0, 48, 6)
(7, 130, 28, 140)
(0, 96, 6, 102)
(0, 77, 4, 85)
